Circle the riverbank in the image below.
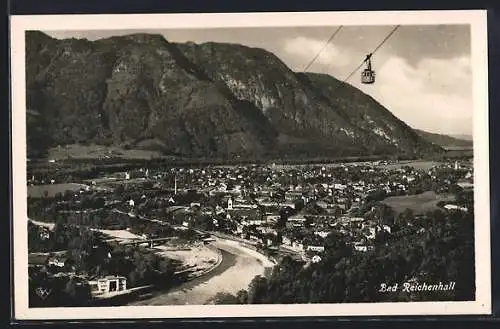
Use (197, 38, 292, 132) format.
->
(156, 242, 222, 279)
(28, 219, 223, 284)
(128, 237, 275, 305)
(28, 219, 277, 306)
(28, 219, 227, 303)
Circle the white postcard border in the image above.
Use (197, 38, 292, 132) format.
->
(10, 10, 491, 320)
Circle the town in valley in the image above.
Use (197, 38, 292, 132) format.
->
(27, 156, 475, 306)
(24, 24, 477, 307)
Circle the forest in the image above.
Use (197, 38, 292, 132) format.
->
(212, 204, 475, 304)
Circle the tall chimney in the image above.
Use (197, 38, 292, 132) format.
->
(174, 175, 177, 195)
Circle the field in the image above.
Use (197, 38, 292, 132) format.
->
(28, 183, 89, 198)
(382, 191, 456, 214)
(46, 144, 165, 161)
(378, 161, 439, 171)
(271, 160, 440, 171)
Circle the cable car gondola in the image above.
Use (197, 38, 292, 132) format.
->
(361, 53, 375, 84)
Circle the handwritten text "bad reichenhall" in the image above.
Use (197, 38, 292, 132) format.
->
(379, 281, 456, 293)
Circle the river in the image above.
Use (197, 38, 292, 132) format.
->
(29, 219, 275, 306)
(128, 238, 273, 305)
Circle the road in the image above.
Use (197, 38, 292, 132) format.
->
(128, 237, 274, 305)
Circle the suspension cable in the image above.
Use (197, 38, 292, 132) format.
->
(302, 26, 343, 73)
(333, 25, 401, 92)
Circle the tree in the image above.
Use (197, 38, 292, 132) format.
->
(64, 189, 74, 199)
(64, 278, 77, 299)
(324, 231, 347, 254)
(304, 202, 325, 216)
(247, 275, 269, 304)
(114, 185, 125, 198)
(374, 230, 391, 246)
(397, 208, 415, 228)
(369, 204, 395, 226)
(236, 289, 249, 304)
(294, 198, 305, 211)
(212, 292, 239, 304)
(93, 196, 105, 209)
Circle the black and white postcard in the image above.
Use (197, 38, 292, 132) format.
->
(10, 10, 491, 320)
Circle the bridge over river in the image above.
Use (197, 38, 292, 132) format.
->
(128, 237, 275, 306)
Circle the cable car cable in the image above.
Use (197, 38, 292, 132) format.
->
(302, 26, 344, 72)
(370, 25, 400, 58)
(332, 25, 401, 92)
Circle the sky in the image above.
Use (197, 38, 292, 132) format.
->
(46, 25, 472, 136)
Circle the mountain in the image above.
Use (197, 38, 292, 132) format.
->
(450, 134, 473, 142)
(415, 129, 473, 149)
(25, 31, 442, 160)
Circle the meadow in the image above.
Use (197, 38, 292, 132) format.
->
(28, 183, 89, 198)
(382, 191, 456, 214)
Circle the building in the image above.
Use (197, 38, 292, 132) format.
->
(282, 236, 292, 246)
(291, 241, 304, 252)
(257, 226, 278, 236)
(354, 243, 374, 252)
(381, 225, 391, 234)
(287, 214, 307, 228)
(349, 217, 365, 223)
(88, 276, 127, 296)
(285, 191, 303, 201)
(457, 181, 474, 191)
(264, 213, 281, 223)
(444, 204, 468, 212)
(354, 245, 368, 252)
(190, 202, 201, 209)
(316, 200, 334, 210)
(311, 255, 322, 263)
(306, 245, 325, 253)
(334, 183, 347, 190)
(48, 257, 66, 268)
(314, 230, 330, 239)
(258, 200, 296, 209)
(247, 218, 264, 226)
(39, 229, 50, 240)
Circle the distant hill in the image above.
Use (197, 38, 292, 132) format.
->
(26, 31, 442, 160)
(450, 134, 473, 141)
(415, 129, 473, 149)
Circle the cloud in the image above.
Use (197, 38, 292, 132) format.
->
(416, 56, 471, 96)
(282, 35, 473, 135)
(283, 36, 352, 69)
(352, 55, 473, 135)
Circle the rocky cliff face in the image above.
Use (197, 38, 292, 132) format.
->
(25, 31, 442, 159)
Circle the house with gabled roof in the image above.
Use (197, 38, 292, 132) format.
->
(286, 213, 307, 228)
